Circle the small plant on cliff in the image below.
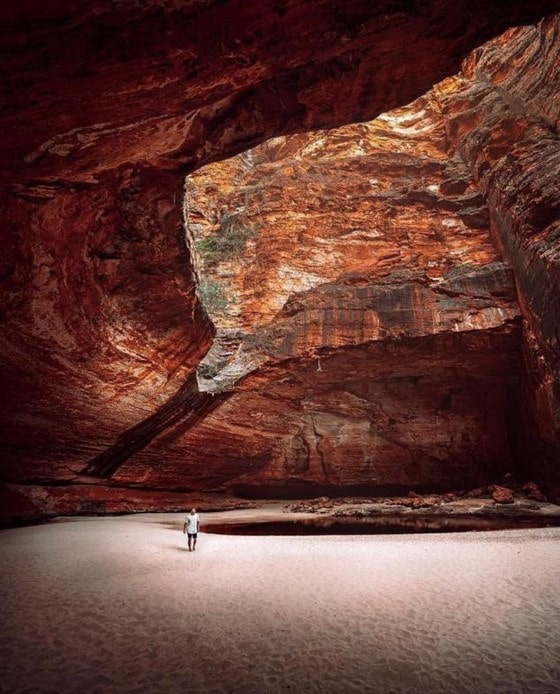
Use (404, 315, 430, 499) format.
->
(195, 237, 221, 262)
(198, 278, 228, 314)
(195, 210, 254, 265)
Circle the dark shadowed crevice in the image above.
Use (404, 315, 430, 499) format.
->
(81, 374, 229, 478)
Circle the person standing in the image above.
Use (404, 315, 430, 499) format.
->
(183, 508, 200, 551)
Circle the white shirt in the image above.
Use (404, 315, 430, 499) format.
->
(186, 513, 199, 534)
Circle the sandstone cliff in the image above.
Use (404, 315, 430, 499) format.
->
(132, 90, 521, 496)
(1, 2, 559, 518)
(434, 17, 560, 498)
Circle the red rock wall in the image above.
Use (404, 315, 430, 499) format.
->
(1, 2, 559, 518)
(3, 1, 557, 184)
(1, 169, 212, 481)
(112, 330, 520, 497)
(434, 16, 560, 498)
(124, 95, 521, 497)
(187, 97, 499, 334)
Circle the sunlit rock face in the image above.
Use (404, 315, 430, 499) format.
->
(1, 3, 559, 517)
(128, 13, 556, 500)
(152, 93, 520, 496)
(187, 97, 513, 388)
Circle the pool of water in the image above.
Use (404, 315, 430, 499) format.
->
(204, 515, 560, 535)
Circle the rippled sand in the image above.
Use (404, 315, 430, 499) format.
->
(1, 513, 559, 693)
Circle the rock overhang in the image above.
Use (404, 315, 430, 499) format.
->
(1, 2, 560, 519)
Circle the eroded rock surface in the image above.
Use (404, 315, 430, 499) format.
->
(434, 16, 560, 498)
(3, 1, 557, 185)
(187, 98, 516, 391)
(1, 170, 213, 484)
(121, 92, 522, 496)
(176, 14, 559, 500)
(1, 3, 559, 518)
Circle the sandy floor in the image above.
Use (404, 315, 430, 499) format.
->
(1, 513, 559, 694)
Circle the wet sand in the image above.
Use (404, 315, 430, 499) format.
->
(1, 512, 559, 693)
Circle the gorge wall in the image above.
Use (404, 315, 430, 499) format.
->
(434, 20, 560, 500)
(1, 1, 559, 519)
(182, 101, 520, 497)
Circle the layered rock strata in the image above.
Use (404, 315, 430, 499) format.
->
(159, 14, 558, 499)
(148, 95, 521, 496)
(3, 1, 557, 185)
(433, 16, 560, 497)
(188, 100, 514, 391)
(1, 170, 213, 481)
(1, 3, 559, 517)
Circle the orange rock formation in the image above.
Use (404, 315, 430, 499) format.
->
(1, 2, 559, 519)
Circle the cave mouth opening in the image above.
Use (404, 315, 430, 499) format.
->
(1, 3, 559, 529)
(65, 11, 558, 507)
(181, 86, 525, 498)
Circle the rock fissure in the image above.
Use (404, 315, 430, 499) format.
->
(81, 375, 229, 478)
(310, 415, 331, 485)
